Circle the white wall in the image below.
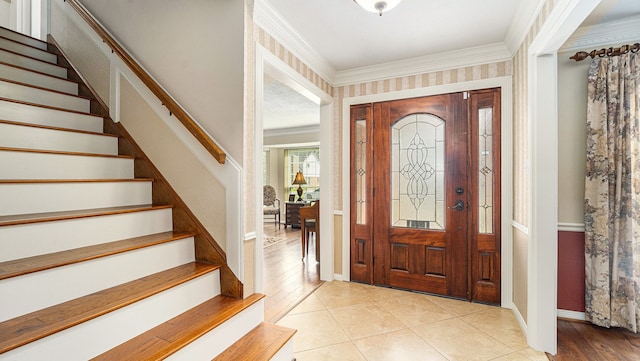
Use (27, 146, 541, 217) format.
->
(0, 0, 12, 30)
(78, 0, 245, 163)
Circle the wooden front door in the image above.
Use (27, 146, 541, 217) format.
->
(350, 89, 501, 304)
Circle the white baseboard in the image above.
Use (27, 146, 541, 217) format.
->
(557, 309, 586, 321)
(511, 303, 528, 337)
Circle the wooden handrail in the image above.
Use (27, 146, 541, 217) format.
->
(63, 0, 226, 164)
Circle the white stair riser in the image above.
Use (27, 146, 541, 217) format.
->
(0, 49, 67, 78)
(0, 208, 173, 262)
(0, 151, 133, 180)
(0, 29, 48, 50)
(0, 37, 57, 63)
(0, 122, 117, 155)
(0, 181, 152, 216)
(0, 237, 196, 322)
(270, 338, 295, 361)
(168, 300, 264, 360)
(0, 270, 220, 361)
(0, 63, 78, 94)
(0, 80, 90, 113)
(0, 99, 103, 132)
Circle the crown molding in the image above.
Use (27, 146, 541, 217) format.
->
(253, 0, 336, 84)
(504, 0, 545, 55)
(559, 15, 640, 52)
(333, 42, 512, 87)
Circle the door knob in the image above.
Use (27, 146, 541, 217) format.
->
(448, 200, 464, 211)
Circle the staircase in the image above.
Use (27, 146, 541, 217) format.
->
(0, 27, 294, 360)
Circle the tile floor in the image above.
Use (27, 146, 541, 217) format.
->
(277, 281, 549, 361)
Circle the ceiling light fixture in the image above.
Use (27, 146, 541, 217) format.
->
(354, 0, 402, 16)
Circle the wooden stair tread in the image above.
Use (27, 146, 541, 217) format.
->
(0, 204, 171, 227)
(0, 262, 220, 354)
(0, 178, 152, 184)
(0, 231, 195, 280)
(0, 48, 67, 70)
(0, 60, 78, 83)
(0, 27, 48, 46)
(0, 119, 118, 137)
(0, 78, 91, 100)
(0, 96, 102, 116)
(213, 322, 296, 361)
(91, 293, 265, 361)
(0, 146, 133, 159)
(0, 35, 57, 56)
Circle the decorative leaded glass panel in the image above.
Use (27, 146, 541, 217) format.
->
(391, 114, 445, 230)
(478, 107, 494, 234)
(355, 119, 367, 224)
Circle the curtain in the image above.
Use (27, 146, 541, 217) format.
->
(585, 51, 640, 333)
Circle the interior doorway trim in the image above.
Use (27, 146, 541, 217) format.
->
(254, 44, 335, 293)
(526, 0, 601, 354)
(341, 76, 513, 307)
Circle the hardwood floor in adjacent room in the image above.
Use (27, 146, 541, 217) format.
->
(263, 222, 322, 323)
(548, 319, 640, 361)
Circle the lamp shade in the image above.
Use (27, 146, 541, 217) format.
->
(292, 171, 307, 185)
(354, 0, 402, 15)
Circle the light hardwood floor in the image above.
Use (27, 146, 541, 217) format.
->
(263, 222, 322, 323)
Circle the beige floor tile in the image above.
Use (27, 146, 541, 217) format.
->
(365, 284, 414, 300)
(329, 302, 406, 340)
(377, 293, 455, 327)
(276, 310, 350, 352)
(314, 281, 378, 309)
(516, 347, 550, 361)
(425, 294, 495, 316)
(460, 307, 529, 350)
(411, 318, 513, 361)
(288, 293, 326, 315)
(491, 352, 533, 361)
(354, 328, 448, 361)
(294, 342, 367, 361)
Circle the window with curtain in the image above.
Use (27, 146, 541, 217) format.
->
(285, 148, 320, 200)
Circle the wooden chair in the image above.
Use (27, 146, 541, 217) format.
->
(299, 200, 319, 262)
(263, 185, 280, 228)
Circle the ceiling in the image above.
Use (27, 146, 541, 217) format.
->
(262, 0, 640, 131)
(263, 0, 536, 71)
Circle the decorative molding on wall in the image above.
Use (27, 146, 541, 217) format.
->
(557, 222, 585, 232)
(512, 220, 529, 235)
(504, 0, 546, 55)
(334, 43, 512, 86)
(560, 15, 640, 52)
(333, 210, 343, 216)
(253, 0, 335, 83)
(56, 0, 246, 281)
(557, 309, 586, 321)
(244, 231, 257, 242)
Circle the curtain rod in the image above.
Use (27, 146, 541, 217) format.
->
(570, 43, 640, 61)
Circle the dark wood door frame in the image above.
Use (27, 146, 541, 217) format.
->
(349, 88, 502, 304)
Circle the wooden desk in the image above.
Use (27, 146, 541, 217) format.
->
(285, 202, 306, 228)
